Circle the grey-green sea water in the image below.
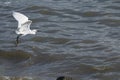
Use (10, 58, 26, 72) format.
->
(0, 0, 120, 80)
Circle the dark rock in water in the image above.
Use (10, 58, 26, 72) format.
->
(56, 76, 72, 80)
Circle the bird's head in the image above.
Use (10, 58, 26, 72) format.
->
(31, 29, 37, 34)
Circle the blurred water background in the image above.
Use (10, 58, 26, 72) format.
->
(0, 0, 120, 80)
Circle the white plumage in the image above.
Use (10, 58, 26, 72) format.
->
(12, 11, 37, 36)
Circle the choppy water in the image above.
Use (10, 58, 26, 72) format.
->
(0, 0, 120, 80)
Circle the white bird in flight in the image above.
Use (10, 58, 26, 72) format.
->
(12, 11, 37, 46)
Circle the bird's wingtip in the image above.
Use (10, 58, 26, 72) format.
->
(12, 11, 17, 15)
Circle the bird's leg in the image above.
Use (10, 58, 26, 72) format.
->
(16, 34, 22, 46)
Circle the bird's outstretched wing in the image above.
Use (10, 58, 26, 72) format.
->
(19, 20, 32, 33)
(12, 11, 29, 28)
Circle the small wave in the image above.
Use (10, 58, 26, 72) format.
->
(0, 50, 31, 64)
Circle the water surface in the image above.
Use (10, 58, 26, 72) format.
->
(0, 0, 120, 80)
